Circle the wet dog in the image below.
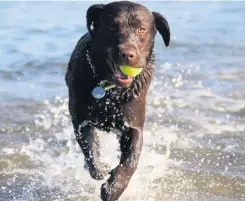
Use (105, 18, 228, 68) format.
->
(65, 1, 170, 200)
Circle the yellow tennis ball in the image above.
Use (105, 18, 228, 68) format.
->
(120, 66, 143, 77)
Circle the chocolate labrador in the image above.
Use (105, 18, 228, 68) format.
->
(65, 1, 170, 200)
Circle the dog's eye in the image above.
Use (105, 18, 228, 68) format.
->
(107, 23, 118, 32)
(108, 26, 114, 31)
(137, 27, 146, 34)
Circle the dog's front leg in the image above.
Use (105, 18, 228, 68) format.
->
(76, 125, 108, 180)
(101, 127, 143, 201)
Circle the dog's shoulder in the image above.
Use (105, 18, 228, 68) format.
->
(69, 33, 91, 66)
(66, 33, 91, 88)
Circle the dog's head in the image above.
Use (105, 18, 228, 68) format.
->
(87, 1, 170, 87)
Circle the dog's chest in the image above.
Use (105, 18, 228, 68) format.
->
(88, 98, 126, 132)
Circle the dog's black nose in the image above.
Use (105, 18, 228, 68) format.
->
(120, 50, 135, 60)
(119, 44, 138, 66)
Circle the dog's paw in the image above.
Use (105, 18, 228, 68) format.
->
(101, 180, 123, 201)
(101, 167, 126, 201)
(90, 166, 108, 180)
(101, 181, 113, 201)
(85, 162, 110, 180)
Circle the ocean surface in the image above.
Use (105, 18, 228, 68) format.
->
(0, 1, 245, 201)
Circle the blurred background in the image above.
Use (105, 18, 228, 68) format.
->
(0, 1, 244, 201)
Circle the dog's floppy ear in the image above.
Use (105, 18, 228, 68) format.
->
(86, 4, 104, 37)
(152, 12, 170, 47)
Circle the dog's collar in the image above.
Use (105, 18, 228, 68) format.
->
(85, 46, 149, 100)
(86, 47, 116, 99)
(86, 48, 97, 78)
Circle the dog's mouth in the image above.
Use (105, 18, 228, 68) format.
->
(113, 70, 133, 88)
(106, 60, 134, 88)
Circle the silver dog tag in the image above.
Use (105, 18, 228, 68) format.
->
(92, 84, 116, 99)
(92, 87, 106, 99)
